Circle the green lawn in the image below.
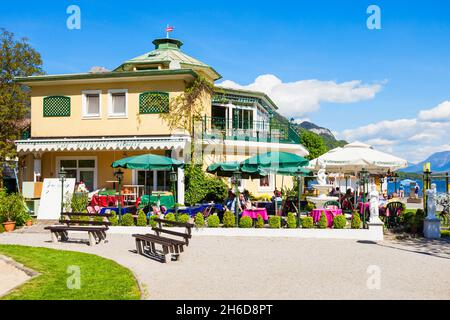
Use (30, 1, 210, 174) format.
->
(0, 245, 140, 300)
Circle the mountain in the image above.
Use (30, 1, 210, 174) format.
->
(293, 121, 347, 150)
(401, 150, 450, 173)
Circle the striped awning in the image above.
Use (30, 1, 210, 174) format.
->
(15, 136, 190, 153)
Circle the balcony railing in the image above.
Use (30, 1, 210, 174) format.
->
(200, 116, 301, 145)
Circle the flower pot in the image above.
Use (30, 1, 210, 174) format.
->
(2, 221, 16, 232)
(26, 220, 33, 227)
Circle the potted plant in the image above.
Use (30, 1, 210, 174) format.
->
(0, 191, 29, 232)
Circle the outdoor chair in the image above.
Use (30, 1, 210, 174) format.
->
(323, 200, 340, 209)
(385, 201, 404, 228)
(202, 205, 213, 219)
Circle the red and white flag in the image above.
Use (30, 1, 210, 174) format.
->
(166, 25, 174, 33)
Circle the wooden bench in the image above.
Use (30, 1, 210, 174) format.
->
(132, 218, 194, 263)
(44, 212, 112, 246)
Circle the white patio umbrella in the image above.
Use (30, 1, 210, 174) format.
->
(308, 141, 408, 174)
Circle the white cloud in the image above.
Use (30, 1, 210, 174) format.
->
(90, 66, 110, 73)
(418, 101, 450, 122)
(218, 74, 383, 118)
(337, 101, 450, 162)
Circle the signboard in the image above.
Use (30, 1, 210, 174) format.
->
(37, 178, 76, 220)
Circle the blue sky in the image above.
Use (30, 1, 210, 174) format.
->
(1, 0, 450, 162)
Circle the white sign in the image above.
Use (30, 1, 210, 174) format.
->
(38, 178, 76, 220)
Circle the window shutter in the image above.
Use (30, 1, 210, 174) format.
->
(43, 96, 71, 117)
(139, 92, 169, 114)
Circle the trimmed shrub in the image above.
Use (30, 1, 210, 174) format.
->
(194, 212, 205, 228)
(164, 213, 176, 227)
(255, 214, 265, 228)
(177, 213, 190, 224)
(222, 211, 236, 228)
(207, 214, 220, 228)
(318, 212, 328, 229)
(239, 216, 253, 228)
(351, 212, 362, 229)
(441, 230, 450, 238)
(184, 164, 228, 205)
(301, 216, 314, 229)
(70, 193, 89, 213)
(333, 215, 347, 229)
(120, 213, 135, 226)
(109, 211, 119, 226)
(136, 210, 147, 227)
(149, 215, 158, 228)
(287, 212, 297, 229)
(269, 216, 281, 229)
(0, 224, 4, 233)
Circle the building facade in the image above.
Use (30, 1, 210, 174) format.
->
(15, 37, 308, 204)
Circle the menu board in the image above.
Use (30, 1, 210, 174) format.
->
(37, 178, 76, 220)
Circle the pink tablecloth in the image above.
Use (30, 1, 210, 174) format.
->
(311, 208, 342, 228)
(242, 208, 268, 220)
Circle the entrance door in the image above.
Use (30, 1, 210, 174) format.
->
(57, 157, 97, 191)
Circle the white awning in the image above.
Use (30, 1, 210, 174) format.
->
(15, 136, 190, 153)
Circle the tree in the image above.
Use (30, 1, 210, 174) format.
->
(0, 29, 43, 187)
(299, 129, 327, 160)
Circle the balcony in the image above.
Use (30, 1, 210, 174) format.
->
(200, 116, 301, 145)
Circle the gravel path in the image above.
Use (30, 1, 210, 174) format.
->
(0, 231, 449, 300)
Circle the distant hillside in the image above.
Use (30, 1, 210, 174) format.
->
(292, 121, 347, 150)
(401, 150, 450, 173)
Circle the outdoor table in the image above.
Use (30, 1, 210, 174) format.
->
(99, 206, 133, 215)
(91, 194, 124, 207)
(166, 203, 225, 217)
(136, 193, 175, 210)
(311, 208, 342, 228)
(242, 208, 268, 220)
(358, 202, 370, 215)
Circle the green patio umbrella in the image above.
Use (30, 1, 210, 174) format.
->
(111, 154, 184, 171)
(207, 161, 267, 179)
(241, 151, 309, 174)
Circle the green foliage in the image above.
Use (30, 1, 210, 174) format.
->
(184, 164, 228, 205)
(0, 29, 43, 183)
(148, 215, 158, 228)
(0, 224, 4, 233)
(351, 212, 362, 229)
(287, 212, 297, 229)
(194, 212, 205, 228)
(305, 202, 316, 212)
(400, 209, 425, 233)
(120, 214, 135, 226)
(70, 193, 89, 213)
(136, 210, 147, 227)
(0, 189, 29, 225)
(441, 230, 450, 238)
(207, 214, 220, 228)
(333, 215, 347, 229)
(301, 216, 314, 229)
(177, 213, 190, 224)
(239, 216, 253, 228)
(255, 214, 265, 228)
(268, 216, 281, 229)
(318, 212, 328, 229)
(222, 211, 236, 228)
(299, 129, 328, 160)
(164, 213, 176, 227)
(109, 211, 119, 226)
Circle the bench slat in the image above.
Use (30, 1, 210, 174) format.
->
(59, 220, 112, 226)
(61, 212, 113, 217)
(152, 227, 191, 239)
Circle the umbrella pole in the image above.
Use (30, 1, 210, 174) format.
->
(297, 175, 302, 227)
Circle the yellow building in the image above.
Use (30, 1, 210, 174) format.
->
(15, 37, 308, 204)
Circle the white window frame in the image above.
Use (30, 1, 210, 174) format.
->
(82, 90, 102, 119)
(258, 174, 274, 193)
(55, 156, 98, 190)
(132, 170, 170, 191)
(108, 89, 128, 118)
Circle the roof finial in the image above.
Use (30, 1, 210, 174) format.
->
(166, 24, 174, 39)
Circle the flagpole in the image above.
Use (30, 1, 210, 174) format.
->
(166, 24, 169, 39)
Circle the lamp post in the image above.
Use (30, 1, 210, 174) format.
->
(295, 169, 303, 228)
(169, 168, 178, 207)
(59, 167, 67, 215)
(359, 168, 370, 227)
(114, 169, 124, 223)
(232, 170, 242, 227)
(423, 163, 431, 216)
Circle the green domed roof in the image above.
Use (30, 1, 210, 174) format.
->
(114, 38, 221, 80)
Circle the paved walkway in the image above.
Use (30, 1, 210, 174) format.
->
(0, 256, 33, 297)
(1, 228, 449, 300)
